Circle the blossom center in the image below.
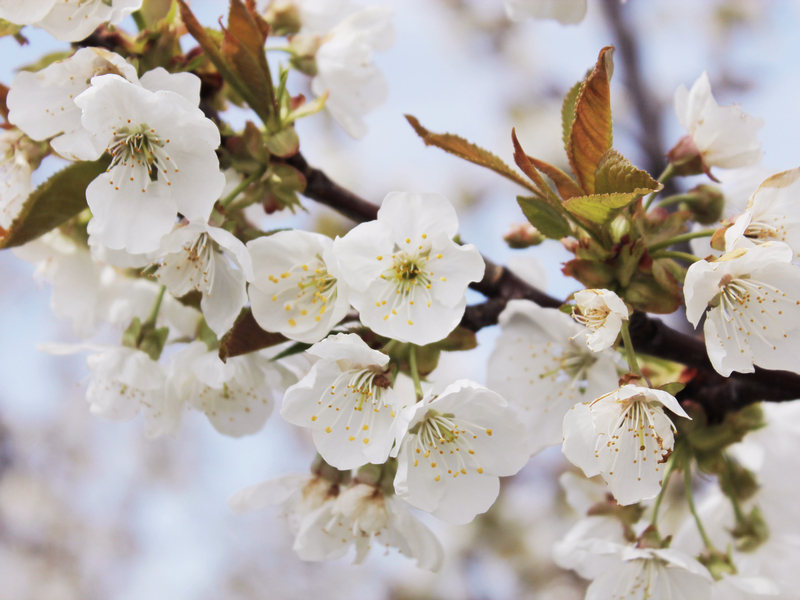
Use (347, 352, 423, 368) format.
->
(106, 123, 176, 192)
(269, 256, 339, 327)
(409, 410, 489, 480)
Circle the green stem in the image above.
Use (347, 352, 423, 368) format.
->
(145, 286, 167, 327)
(685, 456, 716, 551)
(409, 345, 423, 401)
(219, 165, 267, 209)
(650, 452, 678, 526)
(656, 193, 702, 208)
(650, 250, 701, 263)
(644, 164, 676, 211)
(132, 10, 148, 32)
(648, 229, 716, 253)
(620, 320, 643, 379)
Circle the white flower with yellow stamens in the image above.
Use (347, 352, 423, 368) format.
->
(392, 380, 529, 524)
(572, 288, 629, 352)
(562, 384, 690, 506)
(247, 230, 351, 344)
(281, 333, 404, 469)
(684, 242, 800, 376)
(333, 192, 484, 345)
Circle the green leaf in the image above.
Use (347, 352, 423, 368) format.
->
(406, 115, 537, 193)
(566, 46, 615, 194)
(0, 18, 24, 41)
(658, 382, 685, 397)
(0, 157, 109, 250)
(517, 196, 571, 240)
(218, 309, 288, 362)
(561, 78, 582, 151)
(594, 149, 662, 195)
(270, 341, 312, 361)
(562, 192, 640, 225)
(18, 51, 73, 73)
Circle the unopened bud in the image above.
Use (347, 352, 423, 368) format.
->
(288, 34, 321, 76)
(504, 222, 545, 248)
(264, 0, 302, 36)
(682, 185, 725, 225)
(667, 134, 712, 179)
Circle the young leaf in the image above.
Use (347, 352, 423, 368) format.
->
(566, 46, 615, 195)
(594, 149, 662, 195)
(562, 192, 640, 225)
(406, 115, 537, 193)
(526, 156, 584, 200)
(517, 196, 572, 240)
(561, 78, 582, 151)
(0, 158, 109, 250)
(511, 129, 550, 200)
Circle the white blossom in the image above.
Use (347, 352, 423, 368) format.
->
(311, 5, 394, 138)
(73, 72, 225, 253)
(562, 384, 690, 506)
(684, 242, 800, 376)
(154, 221, 253, 337)
(504, 0, 587, 24)
(167, 342, 279, 437)
(7, 47, 138, 161)
(572, 288, 629, 352)
(672, 72, 764, 174)
(0, 129, 34, 231)
(0, 0, 58, 25)
(725, 168, 800, 260)
(281, 333, 405, 470)
(248, 230, 351, 344)
(393, 380, 529, 524)
(487, 300, 620, 456)
(294, 482, 443, 571)
(333, 192, 484, 345)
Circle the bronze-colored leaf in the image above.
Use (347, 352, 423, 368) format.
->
(0, 157, 109, 250)
(561, 78, 582, 151)
(511, 129, 549, 199)
(566, 46, 615, 195)
(526, 156, 584, 200)
(406, 115, 537, 193)
(218, 309, 287, 361)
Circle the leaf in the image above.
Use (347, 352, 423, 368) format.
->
(527, 156, 584, 200)
(659, 382, 685, 397)
(562, 192, 641, 225)
(511, 129, 549, 199)
(594, 149, 662, 195)
(18, 51, 73, 73)
(517, 196, 572, 240)
(218, 309, 288, 362)
(270, 341, 312, 361)
(566, 46, 615, 195)
(0, 157, 109, 250)
(561, 78, 582, 151)
(406, 115, 537, 193)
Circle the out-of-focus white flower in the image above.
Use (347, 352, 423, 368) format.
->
(155, 221, 253, 337)
(167, 341, 280, 437)
(281, 333, 405, 469)
(725, 168, 800, 260)
(294, 482, 443, 571)
(0, 0, 143, 42)
(0, 129, 34, 231)
(393, 380, 529, 524)
(311, 5, 394, 138)
(562, 384, 690, 506)
(572, 288, 629, 352)
(504, 0, 587, 24)
(73, 72, 224, 253)
(670, 72, 764, 177)
(334, 192, 484, 345)
(248, 230, 350, 344)
(7, 48, 138, 161)
(487, 300, 620, 456)
(684, 242, 800, 376)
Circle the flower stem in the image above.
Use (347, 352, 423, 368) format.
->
(684, 456, 716, 551)
(650, 452, 678, 526)
(648, 229, 716, 253)
(620, 320, 643, 379)
(219, 165, 267, 209)
(145, 286, 167, 327)
(409, 345, 423, 401)
(649, 250, 702, 263)
(643, 164, 676, 211)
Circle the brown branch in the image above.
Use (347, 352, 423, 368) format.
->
(285, 151, 800, 420)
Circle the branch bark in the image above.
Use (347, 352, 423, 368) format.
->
(285, 152, 800, 420)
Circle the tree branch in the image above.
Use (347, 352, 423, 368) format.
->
(285, 152, 800, 420)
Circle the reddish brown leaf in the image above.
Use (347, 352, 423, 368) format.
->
(527, 156, 584, 200)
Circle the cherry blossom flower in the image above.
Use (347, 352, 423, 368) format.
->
(293, 482, 443, 570)
(333, 192, 484, 345)
(393, 380, 529, 524)
(281, 333, 404, 469)
(167, 342, 280, 437)
(154, 221, 253, 337)
(504, 0, 587, 24)
(684, 242, 800, 376)
(0, 0, 143, 42)
(724, 168, 800, 260)
(7, 47, 138, 161)
(0, 129, 34, 231)
(562, 384, 690, 506)
(572, 288, 629, 352)
(73, 73, 224, 253)
(311, 5, 394, 138)
(248, 230, 351, 343)
(670, 72, 764, 177)
(487, 300, 620, 456)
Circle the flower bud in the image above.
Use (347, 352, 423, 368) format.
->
(503, 222, 545, 248)
(264, 0, 302, 36)
(288, 34, 321, 76)
(571, 288, 629, 352)
(682, 184, 725, 225)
